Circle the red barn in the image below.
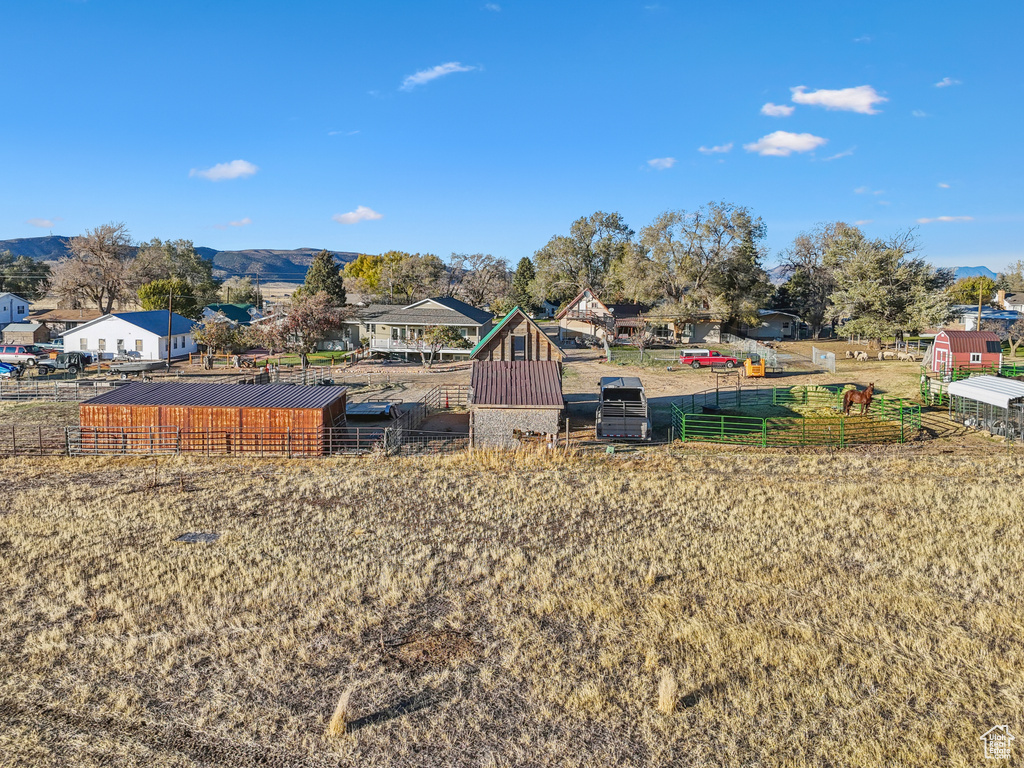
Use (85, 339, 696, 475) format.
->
(930, 330, 1002, 374)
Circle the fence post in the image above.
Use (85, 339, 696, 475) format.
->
(900, 407, 905, 443)
(762, 419, 767, 448)
(287, 429, 292, 458)
(839, 417, 845, 448)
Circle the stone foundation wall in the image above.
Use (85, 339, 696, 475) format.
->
(472, 407, 560, 448)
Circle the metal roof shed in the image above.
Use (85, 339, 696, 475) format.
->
(946, 375, 1024, 441)
(80, 382, 348, 454)
(469, 360, 563, 448)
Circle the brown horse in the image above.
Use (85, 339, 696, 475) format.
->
(842, 383, 874, 416)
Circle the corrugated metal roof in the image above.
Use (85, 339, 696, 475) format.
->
(947, 375, 1024, 409)
(82, 382, 348, 409)
(3, 322, 43, 332)
(470, 361, 563, 408)
(938, 330, 1002, 353)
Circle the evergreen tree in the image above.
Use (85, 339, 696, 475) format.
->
(511, 257, 538, 312)
(303, 250, 346, 305)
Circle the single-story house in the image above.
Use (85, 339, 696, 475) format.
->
(61, 310, 198, 360)
(738, 310, 800, 341)
(2, 322, 48, 345)
(319, 304, 393, 352)
(29, 308, 103, 339)
(470, 360, 564, 448)
(369, 297, 494, 361)
(929, 329, 1002, 375)
(202, 303, 260, 327)
(946, 305, 1020, 332)
(537, 299, 560, 319)
(995, 290, 1024, 313)
(0, 293, 30, 330)
(470, 307, 564, 363)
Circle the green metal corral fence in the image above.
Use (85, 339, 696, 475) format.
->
(672, 385, 922, 448)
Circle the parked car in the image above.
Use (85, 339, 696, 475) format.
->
(37, 351, 92, 375)
(0, 344, 42, 367)
(0, 361, 23, 379)
(678, 349, 740, 369)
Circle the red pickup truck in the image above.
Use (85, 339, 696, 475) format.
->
(679, 349, 740, 369)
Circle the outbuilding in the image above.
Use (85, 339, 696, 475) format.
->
(929, 330, 1002, 376)
(947, 375, 1024, 441)
(80, 381, 348, 455)
(470, 360, 563, 448)
(2, 322, 48, 345)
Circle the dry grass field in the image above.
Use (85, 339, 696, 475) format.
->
(2, 446, 1023, 767)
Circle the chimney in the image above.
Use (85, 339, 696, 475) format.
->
(997, 289, 1006, 309)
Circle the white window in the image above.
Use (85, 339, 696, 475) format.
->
(459, 327, 468, 337)
(97, 339, 106, 352)
(135, 339, 143, 352)
(180, 336, 186, 347)
(173, 337, 178, 350)
(970, 352, 982, 363)
(344, 328, 351, 339)
(80, 338, 88, 351)
(16, 305, 24, 314)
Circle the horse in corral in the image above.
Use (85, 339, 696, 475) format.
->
(842, 383, 874, 416)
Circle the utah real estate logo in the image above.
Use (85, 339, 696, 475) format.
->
(980, 725, 1014, 760)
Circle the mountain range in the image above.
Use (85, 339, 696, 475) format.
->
(767, 264, 998, 286)
(0, 236, 359, 281)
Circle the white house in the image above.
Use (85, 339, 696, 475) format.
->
(0, 293, 31, 330)
(60, 310, 198, 360)
(741, 310, 801, 341)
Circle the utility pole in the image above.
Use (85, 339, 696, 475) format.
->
(977, 282, 984, 331)
(166, 287, 173, 371)
(254, 266, 263, 312)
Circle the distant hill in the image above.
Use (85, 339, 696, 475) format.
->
(0, 236, 359, 281)
(768, 264, 998, 286)
(952, 265, 998, 280)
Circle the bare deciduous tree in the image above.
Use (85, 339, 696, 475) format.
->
(49, 223, 152, 313)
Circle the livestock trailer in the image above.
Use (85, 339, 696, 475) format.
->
(79, 381, 348, 455)
(596, 376, 651, 441)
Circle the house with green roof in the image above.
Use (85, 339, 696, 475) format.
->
(202, 303, 260, 327)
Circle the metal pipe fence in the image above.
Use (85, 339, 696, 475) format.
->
(672, 384, 922, 448)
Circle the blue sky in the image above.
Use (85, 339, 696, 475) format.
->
(3, 0, 1022, 272)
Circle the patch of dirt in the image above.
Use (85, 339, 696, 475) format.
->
(389, 632, 477, 667)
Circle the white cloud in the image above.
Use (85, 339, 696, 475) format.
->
(911, 109, 929, 118)
(854, 186, 884, 195)
(854, 219, 873, 225)
(484, 2, 501, 10)
(917, 215, 973, 224)
(697, 143, 733, 155)
(761, 102, 794, 117)
(790, 85, 887, 114)
(935, 77, 961, 88)
(332, 206, 383, 225)
(938, 182, 951, 189)
(823, 147, 855, 161)
(647, 157, 676, 170)
(853, 35, 872, 43)
(401, 62, 476, 91)
(190, 159, 259, 181)
(27, 218, 55, 228)
(328, 129, 359, 136)
(229, 217, 252, 227)
(743, 131, 826, 157)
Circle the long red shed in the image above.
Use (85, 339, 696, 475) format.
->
(80, 381, 347, 455)
(930, 330, 1002, 374)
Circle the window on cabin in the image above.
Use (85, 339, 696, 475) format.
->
(80, 338, 88, 351)
(173, 337, 178, 350)
(136, 339, 143, 352)
(16, 306, 24, 314)
(97, 339, 106, 352)
(970, 352, 982, 363)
